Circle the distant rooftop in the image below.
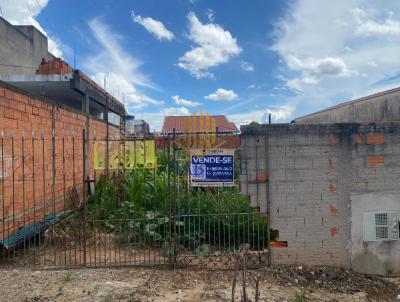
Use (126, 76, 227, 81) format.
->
(295, 86, 400, 123)
(162, 115, 239, 134)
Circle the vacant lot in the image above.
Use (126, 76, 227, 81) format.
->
(0, 265, 399, 302)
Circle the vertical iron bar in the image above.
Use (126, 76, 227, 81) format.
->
(264, 133, 271, 264)
(70, 133, 75, 266)
(22, 133, 26, 260)
(153, 142, 156, 265)
(82, 129, 87, 267)
(72, 135, 76, 186)
(11, 131, 15, 261)
(52, 130, 56, 266)
(172, 129, 177, 268)
(31, 131, 36, 266)
(62, 131, 66, 266)
(52, 128, 56, 215)
(1, 131, 5, 261)
(166, 134, 170, 266)
(41, 133, 45, 219)
(41, 132, 46, 265)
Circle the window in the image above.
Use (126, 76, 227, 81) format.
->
(108, 111, 121, 127)
(240, 160, 247, 175)
(363, 211, 399, 241)
(89, 99, 105, 120)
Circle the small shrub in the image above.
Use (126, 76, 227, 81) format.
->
(161, 238, 183, 261)
(62, 271, 73, 282)
(294, 288, 308, 302)
(194, 244, 210, 258)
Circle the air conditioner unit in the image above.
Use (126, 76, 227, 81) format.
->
(363, 211, 399, 241)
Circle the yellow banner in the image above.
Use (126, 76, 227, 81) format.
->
(93, 140, 156, 170)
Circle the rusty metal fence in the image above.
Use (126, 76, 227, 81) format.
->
(0, 131, 269, 269)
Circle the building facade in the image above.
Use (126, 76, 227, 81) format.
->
(0, 16, 55, 76)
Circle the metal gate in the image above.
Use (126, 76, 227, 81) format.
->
(0, 130, 269, 269)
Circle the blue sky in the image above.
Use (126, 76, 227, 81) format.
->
(2, 0, 400, 130)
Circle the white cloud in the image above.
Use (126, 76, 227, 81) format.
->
(287, 55, 351, 77)
(136, 107, 190, 132)
(163, 107, 190, 116)
(205, 88, 238, 101)
(206, 9, 215, 22)
(272, 0, 400, 116)
(172, 95, 201, 107)
(0, 0, 63, 57)
(264, 106, 295, 122)
(352, 7, 400, 36)
(366, 60, 378, 67)
(240, 61, 254, 72)
(177, 12, 242, 79)
(131, 11, 174, 41)
(227, 105, 294, 127)
(85, 18, 163, 112)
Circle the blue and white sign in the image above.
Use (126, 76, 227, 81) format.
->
(190, 149, 235, 187)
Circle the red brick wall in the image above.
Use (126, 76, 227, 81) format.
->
(0, 84, 121, 240)
(36, 58, 73, 75)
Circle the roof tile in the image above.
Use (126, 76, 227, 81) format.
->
(162, 115, 238, 133)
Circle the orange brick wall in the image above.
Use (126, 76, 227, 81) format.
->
(36, 58, 74, 75)
(0, 84, 121, 240)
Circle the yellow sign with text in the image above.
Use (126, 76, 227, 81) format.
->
(93, 140, 156, 170)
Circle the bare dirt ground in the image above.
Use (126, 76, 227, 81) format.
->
(0, 265, 399, 302)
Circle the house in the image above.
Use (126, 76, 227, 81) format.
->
(160, 114, 240, 149)
(125, 116, 151, 138)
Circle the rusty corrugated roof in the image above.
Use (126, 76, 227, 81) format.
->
(162, 115, 239, 133)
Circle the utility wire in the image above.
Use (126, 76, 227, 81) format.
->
(33, 0, 54, 33)
(24, 0, 34, 21)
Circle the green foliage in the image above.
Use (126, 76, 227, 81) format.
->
(195, 244, 210, 258)
(61, 271, 73, 282)
(161, 237, 183, 261)
(294, 289, 308, 302)
(85, 150, 272, 253)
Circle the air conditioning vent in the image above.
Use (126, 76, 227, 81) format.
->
(363, 211, 399, 241)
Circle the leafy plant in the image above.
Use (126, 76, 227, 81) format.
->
(195, 243, 210, 258)
(61, 271, 73, 282)
(161, 237, 183, 263)
(294, 288, 308, 302)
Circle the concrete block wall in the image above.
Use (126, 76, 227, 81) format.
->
(0, 17, 55, 76)
(241, 123, 400, 272)
(349, 125, 400, 275)
(0, 83, 121, 240)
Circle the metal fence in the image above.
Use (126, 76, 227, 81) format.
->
(0, 132, 269, 269)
